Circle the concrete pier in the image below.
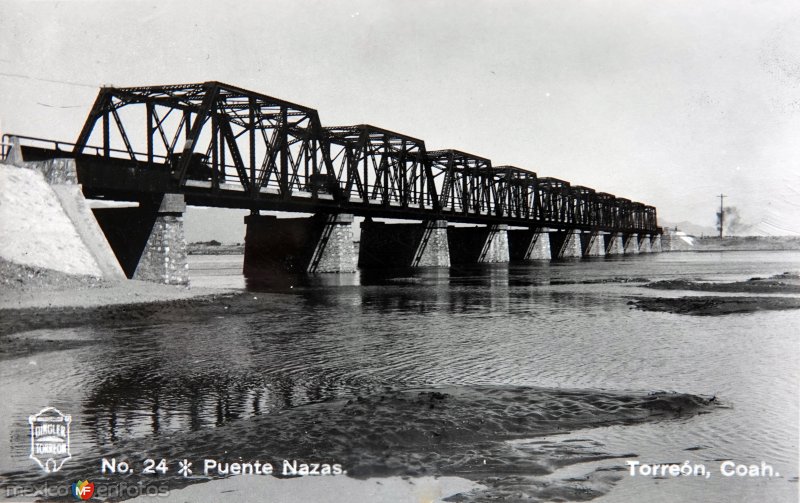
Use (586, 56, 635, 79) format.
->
(580, 231, 606, 257)
(244, 213, 356, 275)
(93, 194, 188, 284)
(358, 219, 450, 268)
(604, 232, 624, 255)
(623, 233, 640, 255)
(508, 228, 551, 261)
(447, 224, 509, 264)
(549, 229, 582, 259)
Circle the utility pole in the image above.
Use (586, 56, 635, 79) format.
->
(718, 194, 726, 239)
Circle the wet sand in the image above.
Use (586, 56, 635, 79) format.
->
(2, 385, 718, 502)
(644, 272, 800, 294)
(0, 259, 229, 311)
(129, 475, 484, 503)
(630, 296, 800, 315)
(0, 259, 235, 362)
(632, 272, 800, 315)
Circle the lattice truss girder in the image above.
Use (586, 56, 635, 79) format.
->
(324, 125, 436, 207)
(73, 82, 330, 197)
(534, 177, 570, 224)
(595, 192, 618, 229)
(427, 149, 494, 215)
(69, 81, 659, 232)
(571, 186, 597, 226)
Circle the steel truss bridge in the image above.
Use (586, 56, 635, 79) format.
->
(4, 81, 659, 234)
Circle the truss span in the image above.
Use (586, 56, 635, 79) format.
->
(5, 81, 660, 234)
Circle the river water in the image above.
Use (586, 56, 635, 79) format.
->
(1, 250, 798, 501)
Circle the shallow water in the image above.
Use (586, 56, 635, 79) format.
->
(1, 251, 798, 501)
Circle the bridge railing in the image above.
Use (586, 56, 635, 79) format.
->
(1, 134, 173, 165)
(0, 134, 13, 161)
(1, 134, 78, 162)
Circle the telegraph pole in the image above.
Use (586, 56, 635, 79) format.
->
(718, 194, 726, 238)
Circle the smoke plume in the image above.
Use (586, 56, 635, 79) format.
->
(717, 206, 750, 236)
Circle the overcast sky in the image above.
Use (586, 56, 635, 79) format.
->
(1, 0, 799, 236)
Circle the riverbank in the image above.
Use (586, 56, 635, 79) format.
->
(187, 242, 245, 255)
(692, 236, 800, 251)
(0, 258, 229, 311)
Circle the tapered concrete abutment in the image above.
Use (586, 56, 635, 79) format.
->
(548, 229, 582, 259)
(243, 213, 356, 276)
(508, 228, 551, 261)
(580, 231, 606, 257)
(358, 219, 450, 268)
(447, 224, 509, 264)
(623, 233, 640, 255)
(604, 232, 625, 255)
(93, 193, 188, 285)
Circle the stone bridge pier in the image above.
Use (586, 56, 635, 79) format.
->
(447, 224, 510, 265)
(358, 219, 450, 269)
(548, 229, 582, 259)
(623, 233, 640, 255)
(651, 234, 663, 252)
(243, 213, 357, 276)
(639, 233, 653, 253)
(93, 193, 189, 285)
(603, 232, 624, 255)
(508, 228, 551, 261)
(579, 231, 606, 257)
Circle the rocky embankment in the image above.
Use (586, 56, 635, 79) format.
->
(0, 257, 105, 291)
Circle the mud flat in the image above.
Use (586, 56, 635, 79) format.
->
(632, 272, 800, 315)
(0, 259, 232, 355)
(630, 296, 800, 315)
(1, 385, 718, 502)
(0, 258, 229, 310)
(645, 272, 800, 294)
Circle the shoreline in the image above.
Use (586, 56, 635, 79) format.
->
(689, 236, 800, 252)
(0, 279, 230, 311)
(0, 258, 232, 312)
